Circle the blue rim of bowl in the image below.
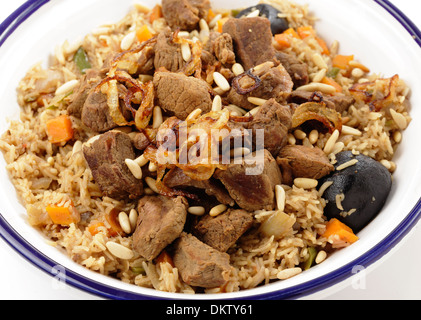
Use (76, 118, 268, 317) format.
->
(0, 0, 421, 300)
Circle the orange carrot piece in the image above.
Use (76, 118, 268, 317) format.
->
(274, 34, 291, 49)
(46, 205, 78, 226)
(283, 27, 300, 39)
(149, 5, 163, 23)
(316, 37, 330, 55)
(136, 25, 153, 43)
(46, 115, 74, 144)
(297, 25, 316, 39)
(106, 208, 125, 237)
(322, 77, 343, 93)
(332, 54, 354, 70)
(217, 19, 224, 33)
(155, 250, 175, 267)
(88, 222, 106, 236)
(323, 218, 359, 244)
(207, 9, 216, 23)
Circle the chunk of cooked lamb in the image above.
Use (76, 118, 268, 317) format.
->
(67, 69, 104, 118)
(222, 17, 275, 70)
(192, 209, 253, 252)
(214, 149, 282, 211)
(246, 98, 292, 157)
(172, 232, 231, 288)
(227, 62, 293, 110)
(163, 167, 235, 206)
(132, 195, 188, 261)
(275, 51, 309, 88)
(276, 144, 334, 185)
(161, 0, 210, 31)
(82, 131, 143, 200)
(153, 27, 184, 73)
(213, 33, 236, 66)
(153, 71, 212, 120)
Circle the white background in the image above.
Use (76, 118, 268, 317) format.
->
(0, 0, 420, 300)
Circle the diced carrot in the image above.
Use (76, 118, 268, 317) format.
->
(155, 250, 174, 267)
(207, 9, 216, 23)
(332, 54, 354, 70)
(217, 19, 224, 33)
(46, 205, 79, 226)
(149, 4, 162, 23)
(274, 34, 291, 49)
(46, 115, 74, 144)
(297, 25, 316, 39)
(322, 218, 359, 244)
(88, 221, 106, 236)
(322, 77, 343, 93)
(283, 27, 300, 39)
(105, 208, 125, 237)
(136, 25, 153, 43)
(316, 37, 330, 55)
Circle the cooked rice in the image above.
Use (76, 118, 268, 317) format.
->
(0, 0, 411, 294)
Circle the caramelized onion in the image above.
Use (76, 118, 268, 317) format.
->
(232, 69, 262, 95)
(349, 74, 400, 111)
(292, 102, 342, 133)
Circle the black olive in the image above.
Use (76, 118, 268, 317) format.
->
(236, 4, 289, 35)
(319, 151, 392, 233)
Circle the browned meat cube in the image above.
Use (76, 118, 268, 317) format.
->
(153, 71, 212, 120)
(213, 33, 236, 66)
(222, 17, 275, 70)
(163, 167, 235, 206)
(192, 209, 253, 252)
(246, 98, 292, 157)
(227, 62, 293, 110)
(83, 131, 143, 200)
(153, 27, 184, 73)
(132, 195, 188, 261)
(67, 69, 104, 118)
(214, 149, 282, 211)
(275, 51, 309, 88)
(172, 232, 231, 288)
(276, 144, 334, 185)
(162, 0, 210, 31)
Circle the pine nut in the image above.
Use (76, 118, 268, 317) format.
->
(312, 68, 327, 83)
(297, 83, 336, 94)
(390, 109, 408, 130)
(342, 125, 362, 136)
(225, 104, 247, 116)
(125, 158, 143, 179)
(106, 241, 134, 260)
(152, 106, 163, 129)
(246, 9, 260, 17)
(199, 18, 209, 32)
(230, 147, 251, 158)
(312, 53, 328, 69)
(275, 185, 286, 211)
(213, 72, 230, 92)
(323, 129, 340, 154)
(277, 267, 302, 280)
(308, 130, 319, 144)
(293, 129, 306, 140)
(209, 204, 227, 217)
(129, 208, 138, 230)
(181, 42, 192, 62)
(247, 97, 267, 106)
(393, 131, 402, 143)
(148, 161, 157, 172)
(72, 140, 83, 156)
(232, 63, 245, 76)
(55, 79, 79, 96)
(118, 211, 132, 234)
(134, 154, 149, 167)
(212, 95, 222, 112)
(245, 106, 261, 117)
(186, 108, 202, 121)
(208, 14, 222, 28)
(145, 177, 159, 193)
(315, 250, 327, 264)
(120, 31, 136, 51)
(187, 206, 206, 216)
(294, 178, 318, 189)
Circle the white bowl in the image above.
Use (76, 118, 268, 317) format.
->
(0, 0, 420, 300)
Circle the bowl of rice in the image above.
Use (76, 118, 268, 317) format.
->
(0, 0, 420, 300)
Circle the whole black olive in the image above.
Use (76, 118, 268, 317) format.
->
(319, 151, 392, 233)
(236, 4, 289, 35)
